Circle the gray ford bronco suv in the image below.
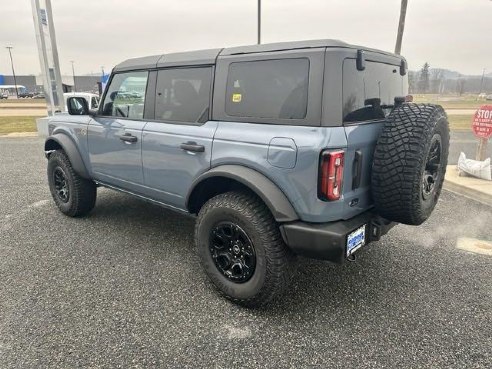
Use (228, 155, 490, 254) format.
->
(44, 39, 449, 307)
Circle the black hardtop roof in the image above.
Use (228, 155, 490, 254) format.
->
(113, 39, 401, 72)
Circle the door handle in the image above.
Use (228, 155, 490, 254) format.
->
(119, 133, 138, 143)
(180, 141, 205, 153)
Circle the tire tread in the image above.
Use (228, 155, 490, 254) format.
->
(48, 150, 96, 217)
(372, 103, 449, 225)
(195, 190, 294, 307)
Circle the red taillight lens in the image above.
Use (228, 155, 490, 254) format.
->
(319, 150, 344, 201)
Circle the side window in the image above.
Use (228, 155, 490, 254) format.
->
(101, 71, 148, 119)
(225, 58, 309, 120)
(155, 67, 212, 123)
(342, 60, 404, 123)
(91, 96, 99, 109)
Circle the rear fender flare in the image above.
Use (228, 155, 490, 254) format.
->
(186, 165, 299, 222)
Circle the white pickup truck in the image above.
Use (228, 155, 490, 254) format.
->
(63, 92, 99, 111)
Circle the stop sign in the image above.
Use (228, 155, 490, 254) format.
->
(472, 105, 492, 139)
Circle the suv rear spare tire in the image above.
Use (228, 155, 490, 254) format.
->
(372, 103, 449, 225)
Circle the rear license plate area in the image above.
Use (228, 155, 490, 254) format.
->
(346, 225, 366, 256)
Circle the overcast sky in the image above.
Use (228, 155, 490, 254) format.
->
(0, 0, 490, 76)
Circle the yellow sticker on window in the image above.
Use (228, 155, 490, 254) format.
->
(232, 93, 242, 103)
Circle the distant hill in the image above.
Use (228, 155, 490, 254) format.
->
(409, 67, 492, 94)
(410, 68, 484, 80)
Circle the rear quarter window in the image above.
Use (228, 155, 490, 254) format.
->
(225, 58, 309, 120)
(342, 60, 405, 123)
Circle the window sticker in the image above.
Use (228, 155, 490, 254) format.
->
(232, 93, 242, 103)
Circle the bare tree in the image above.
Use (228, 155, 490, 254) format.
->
(418, 63, 430, 93)
(431, 69, 445, 94)
(456, 78, 466, 96)
(395, 0, 409, 55)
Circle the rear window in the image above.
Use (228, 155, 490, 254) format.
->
(225, 58, 309, 120)
(343, 60, 405, 123)
(155, 67, 211, 123)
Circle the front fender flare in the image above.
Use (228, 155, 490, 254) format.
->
(44, 134, 90, 179)
(187, 165, 299, 222)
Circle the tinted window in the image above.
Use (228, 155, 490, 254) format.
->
(343, 60, 404, 123)
(101, 71, 148, 119)
(68, 97, 85, 115)
(155, 67, 211, 123)
(225, 58, 309, 120)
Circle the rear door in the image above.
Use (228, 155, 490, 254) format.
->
(341, 54, 408, 211)
(88, 71, 149, 191)
(141, 66, 217, 209)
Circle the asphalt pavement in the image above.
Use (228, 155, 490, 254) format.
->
(0, 137, 491, 368)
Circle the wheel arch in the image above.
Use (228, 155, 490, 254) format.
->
(45, 134, 90, 179)
(186, 165, 299, 222)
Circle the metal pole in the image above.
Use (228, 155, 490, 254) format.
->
(476, 138, 488, 161)
(70, 60, 76, 92)
(6, 46, 19, 98)
(478, 68, 486, 98)
(45, 0, 65, 111)
(257, 0, 261, 44)
(394, 0, 408, 55)
(31, 0, 59, 115)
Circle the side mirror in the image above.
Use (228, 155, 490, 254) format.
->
(67, 97, 89, 115)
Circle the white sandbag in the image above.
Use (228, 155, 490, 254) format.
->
(457, 152, 492, 181)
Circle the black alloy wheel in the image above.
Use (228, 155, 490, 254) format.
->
(53, 167, 70, 203)
(422, 134, 442, 200)
(209, 221, 256, 283)
(47, 150, 97, 217)
(195, 190, 295, 307)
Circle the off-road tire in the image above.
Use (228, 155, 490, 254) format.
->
(372, 103, 449, 225)
(47, 150, 97, 217)
(195, 191, 295, 307)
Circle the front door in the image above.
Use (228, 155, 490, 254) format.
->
(142, 67, 216, 209)
(88, 71, 149, 191)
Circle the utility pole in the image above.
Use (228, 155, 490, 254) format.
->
(395, 0, 408, 55)
(478, 68, 486, 99)
(257, 0, 261, 44)
(31, 0, 65, 114)
(70, 60, 76, 93)
(6, 46, 19, 98)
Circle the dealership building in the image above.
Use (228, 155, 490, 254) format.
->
(0, 74, 101, 95)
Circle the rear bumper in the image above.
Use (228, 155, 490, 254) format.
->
(279, 211, 396, 263)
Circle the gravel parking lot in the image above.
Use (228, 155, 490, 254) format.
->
(1, 137, 491, 368)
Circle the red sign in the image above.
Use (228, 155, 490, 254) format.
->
(472, 105, 492, 139)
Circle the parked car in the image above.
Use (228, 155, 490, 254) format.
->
(486, 94, 492, 101)
(18, 91, 34, 98)
(43, 39, 449, 307)
(33, 92, 45, 99)
(0, 91, 8, 99)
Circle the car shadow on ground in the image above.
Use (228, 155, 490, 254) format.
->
(85, 189, 490, 322)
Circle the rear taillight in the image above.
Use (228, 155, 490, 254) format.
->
(319, 150, 344, 201)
